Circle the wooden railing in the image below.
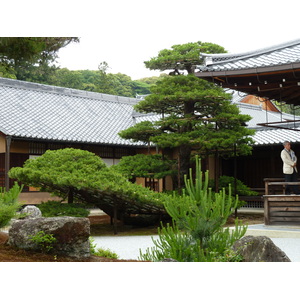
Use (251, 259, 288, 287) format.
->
(263, 178, 300, 225)
(264, 178, 300, 195)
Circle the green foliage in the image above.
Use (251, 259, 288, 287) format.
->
(119, 121, 159, 143)
(111, 154, 176, 179)
(37, 201, 90, 217)
(29, 231, 57, 253)
(94, 248, 119, 259)
(0, 182, 23, 229)
(139, 157, 247, 262)
(9, 148, 167, 211)
(89, 237, 119, 259)
(0, 37, 79, 80)
(129, 75, 253, 154)
(217, 176, 259, 196)
(119, 73, 255, 187)
(144, 41, 226, 74)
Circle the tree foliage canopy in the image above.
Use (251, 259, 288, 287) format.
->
(111, 154, 176, 179)
(119, 75, 255, 185)
(0, 37, 79, 80)
(144, 41, 226, 74)
(8, 148, 167, 214)
(120, 41, 255, 188)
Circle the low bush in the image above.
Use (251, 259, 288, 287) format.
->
(89, 237, 119, 259)
(94, 248, 119, 259)
(37, 201, 90, 218)
(211, 175, 258, 196)
(29, 230, 57, 253)
(0, 182, 23, 228)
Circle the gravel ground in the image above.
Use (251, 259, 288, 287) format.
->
(92, 235, 159, 260)
(92, 234, 300, 262)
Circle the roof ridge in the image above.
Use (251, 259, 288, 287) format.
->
(0, 77, 139, 105)
(200, 39, 300, 65)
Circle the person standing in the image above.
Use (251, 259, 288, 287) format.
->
(281, 141, 300, 194)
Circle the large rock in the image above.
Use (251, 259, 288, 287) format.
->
(20, 205, 42, 219)
(8, 217, 90, 258)
(232, 235, 291, 262)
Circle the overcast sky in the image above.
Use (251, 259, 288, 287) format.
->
(3, 0, 300, 80)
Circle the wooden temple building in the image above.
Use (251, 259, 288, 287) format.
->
(1, 39, 300, 224)
(196, 39, 300, 225)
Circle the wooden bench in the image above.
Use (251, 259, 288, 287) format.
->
(263, 178, 300, 225)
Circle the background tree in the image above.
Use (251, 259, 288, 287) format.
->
(0, 37, 79, 80)
(119, 42, 255, 189)
(49, 68, 85, 89)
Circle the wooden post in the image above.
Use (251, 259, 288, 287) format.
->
(263, 196, 270, 225)
(5, 136, 11, 191)
(68, 188, 74, 203)
(113, 205, 118, 235)
(264, 179, 269, 195)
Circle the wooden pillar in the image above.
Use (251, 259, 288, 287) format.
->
(113, 204, 118, 235)
(5, 136, 12, 191)
(68, 188, 74, 204)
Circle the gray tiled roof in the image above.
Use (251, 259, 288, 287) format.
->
(198, 39, 300, 72)
(253, 128, 300, 146)
(1, 77, 300, 148)
(0, 77, 142, 146)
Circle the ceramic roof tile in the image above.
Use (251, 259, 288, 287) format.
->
(1, 78, 300, 148)
(0, 78, 143, 146)
(199, 39, 300, 72)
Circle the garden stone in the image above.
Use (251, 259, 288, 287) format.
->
(232, 235, 291, 262)
(161, 258, 178, 262)
(20, 205, 42, 219)
(8, 217, 90, 258)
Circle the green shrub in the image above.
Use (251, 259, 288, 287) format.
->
(29, 230, 57, 253)
(89, 237, 119, 259)
(37, 201, 90, 217)
(139, 156, 247, 262)
(211, 176, 258, 196)
(0, 182, 23, 228)
(94, 248, 119, 259)
(9, 148, 167, 211)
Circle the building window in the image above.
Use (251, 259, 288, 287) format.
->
(145, 178, 159, 192)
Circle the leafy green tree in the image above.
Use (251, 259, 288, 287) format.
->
(119, 42, 255, 188)
(113, 73, 135, 97)
(119, 74, 254, 188)
(0, 37, 79, 80)
(49, 68, 85, 89)
(132, 80, 151, 96)
(8, 148, 168, 220)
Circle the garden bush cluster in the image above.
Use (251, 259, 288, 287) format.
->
(37, 201, 90, 218)
(8, 149, 248, 262)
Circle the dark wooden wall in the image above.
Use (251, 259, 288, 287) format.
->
(221, 144, 292, 189)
